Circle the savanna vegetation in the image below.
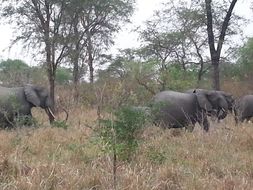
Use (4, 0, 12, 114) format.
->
(0, 0, 253, 189)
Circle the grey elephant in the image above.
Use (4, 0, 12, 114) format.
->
(186, 89, 234, 121)
(151, 90, 213, 132)
(234, 95, 253, 123)
(0, 84, 55, 128)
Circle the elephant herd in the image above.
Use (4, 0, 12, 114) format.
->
(135, 89, 253, 132)
(0, 84, 253, 131)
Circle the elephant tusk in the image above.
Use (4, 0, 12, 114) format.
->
(221, 107, 226, 113)
(47, 108, 56, 119)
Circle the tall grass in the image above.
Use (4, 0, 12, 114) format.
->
(0, 105, 253, 190)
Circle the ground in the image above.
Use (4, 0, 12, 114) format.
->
(0, 108, 253, 190)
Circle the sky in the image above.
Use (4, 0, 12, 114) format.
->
(0, 0, 252, 66)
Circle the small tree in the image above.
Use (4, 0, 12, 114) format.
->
(98, 106, 148, 189)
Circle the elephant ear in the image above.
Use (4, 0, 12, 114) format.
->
(218, 96, 228, 110)
(24, 85, 40, 107)
(196, 93, 212, 112)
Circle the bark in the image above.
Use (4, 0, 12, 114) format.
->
(73, 44, 80, 103)
(45, 44, 56, 114)
(87, 33, 94, 84)
(73, 63, 80, 103)
(72, 13, 81, 103)
(212, 58, 220, 90)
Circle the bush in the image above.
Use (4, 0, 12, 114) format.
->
(98, 106, 148, 161)
(51, 121, 69, 130)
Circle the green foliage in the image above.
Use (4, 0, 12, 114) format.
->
(221, 38, 253, 81)
(147, 146, 167, 164)
(52, 121, 69, 130)
(13, 115, 38, 128)
(220, 63, 242, 81)
(236, 38, 253, 79)
(98, 106, 148, 161)
(0, 59, 30, 86)
(0, 59, 29, 70)
(162, 64, 198, 91)
(56, 67, 72, 85)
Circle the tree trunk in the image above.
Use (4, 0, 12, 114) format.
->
(197, 60, 204, 87)
(72, 15, 81, 103)
(88, 60, 94, 84)
(73, 62, 79, 103)
(212, 61, 220, 90)
(72, 47, 80, 103)
(46, 47, 56, 123)
(87, 32, 94, 84)
(49, 74, 55, 110)
(205, 0, 238, 91)
(45, 38, 55, 114)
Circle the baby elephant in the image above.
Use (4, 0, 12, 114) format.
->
(234, 95, 253, 123)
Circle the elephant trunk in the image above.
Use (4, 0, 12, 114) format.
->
(217, 107, 228, 120)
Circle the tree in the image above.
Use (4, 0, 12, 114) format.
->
(138, 1, 211, 89)
(56, 67, 72, 85)
(205, 0, 238, 90)
(53, 0, 135, 103)
(236, 37, 253, 80)
(64, 0, 135, 83)
(0, 0, 71, 114)
(138, 0, 244, 89)
(0, 59, 30, 86)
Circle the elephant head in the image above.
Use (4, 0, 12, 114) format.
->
(217, 91, 234, 113)
(193, 89, 229, 120)
(24, 85, 55, 123)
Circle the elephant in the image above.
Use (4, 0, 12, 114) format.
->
(186, 89, 234, 121)
(234, 95, 253, 123)
(0, 84, 55, 128)
(150, 90, 213, 132)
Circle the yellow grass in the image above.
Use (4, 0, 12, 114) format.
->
(1, 107, 253, 190)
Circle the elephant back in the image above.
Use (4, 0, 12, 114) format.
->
(152, 91, 199, 127)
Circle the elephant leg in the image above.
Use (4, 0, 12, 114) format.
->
(233, 109, 240, 125)
(235, 116, 239, 125)
(245, 116, 252, 123)
(202, 115, 209, 132)
(197, 112, 209, 132)
(185, 124, 194, 132)
(0, 112, 15, 128)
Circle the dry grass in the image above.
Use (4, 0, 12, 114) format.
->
(1, 107, 253, 190)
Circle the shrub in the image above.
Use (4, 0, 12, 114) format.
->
(51, 121, 69, 130)
(98, 106, 148, 161)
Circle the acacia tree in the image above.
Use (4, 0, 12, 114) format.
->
(0, 0, 70, 114)
(139, 0, 244, 89)
(205, 0, 238, 90)
(59, 0, 135, 103)
(138, 1, 211, 89)
(65, 0, 135, 83)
